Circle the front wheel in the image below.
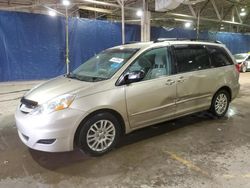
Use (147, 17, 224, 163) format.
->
(210, 90, 230, 117)
(77, 112, 121, 156)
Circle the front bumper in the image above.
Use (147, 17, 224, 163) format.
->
(15, 107, 84, 152)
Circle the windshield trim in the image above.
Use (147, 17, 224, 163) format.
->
(70, 48, 139, 82)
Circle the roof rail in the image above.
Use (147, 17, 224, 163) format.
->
(154, 38, 223, 44)
(190, 39, 223, 44)
(154, 38, 190, 43)
(214, 40, 223, 44)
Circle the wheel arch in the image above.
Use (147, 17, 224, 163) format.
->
(73, 108, 126, 149)
(214, 86, 232, 102)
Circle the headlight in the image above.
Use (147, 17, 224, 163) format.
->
(30, 94, 75, 115)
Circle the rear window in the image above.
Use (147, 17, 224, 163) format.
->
(206, 46, 234, 67)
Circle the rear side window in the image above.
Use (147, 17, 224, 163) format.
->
(174, 45, 210, 73)
(206, 46, 234, 67)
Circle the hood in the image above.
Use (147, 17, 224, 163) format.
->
(24, 76, 93, 104)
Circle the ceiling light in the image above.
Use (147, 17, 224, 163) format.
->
(240, 12, 247, 17)
(241, 8, 245, 12)
(184, 22, 192, 28)
(136, 10, 143, 17)
(62, 0, 70, 6)
(48, 10, 56, 17)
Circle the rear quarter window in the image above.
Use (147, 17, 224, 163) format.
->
(206, 46, 234, 68)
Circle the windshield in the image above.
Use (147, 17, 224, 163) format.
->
(69, 48, 138, 82)
(234, 53, 248, 60)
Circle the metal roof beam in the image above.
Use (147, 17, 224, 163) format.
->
(141, 12, 250, 28)
(78, 5, 113, 14)
(211, 0, 221, 20)
(235, 6, 243, 23)
(79, 0, 136, 10)
(188, 4, 197, 18)
(0, 0, 137, 11)
(169, 12, 250, 27)
(200, 0, 210, 15)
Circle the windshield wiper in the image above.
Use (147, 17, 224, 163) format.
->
(67, 73, 107, 82)
(90, 77, 108, 81)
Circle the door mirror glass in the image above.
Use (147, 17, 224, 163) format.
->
(125, 70, 145, 84)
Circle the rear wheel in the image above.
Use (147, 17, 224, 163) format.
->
(210, 90, 230, 117)
(77, 112, 121, 156)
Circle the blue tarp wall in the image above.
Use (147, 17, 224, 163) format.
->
(151, 26, 250, 54)
(1, 10, 250, 81)
(0, 11, 140, 81)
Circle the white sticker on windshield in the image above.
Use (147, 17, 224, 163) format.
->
(109, 57, 124, 64)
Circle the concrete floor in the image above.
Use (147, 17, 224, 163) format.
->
(0, 74, 250, 188)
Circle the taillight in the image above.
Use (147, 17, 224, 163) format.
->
(235, 64, 241, 72)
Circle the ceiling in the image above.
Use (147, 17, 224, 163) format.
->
(0, 0, 250, 33)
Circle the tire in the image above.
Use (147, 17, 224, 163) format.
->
(242, 64, 247, 73)
(210, 90, 230, 117)
(77, 112, 121, 156)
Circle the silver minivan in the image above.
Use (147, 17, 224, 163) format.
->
(15, 40, 240, 156)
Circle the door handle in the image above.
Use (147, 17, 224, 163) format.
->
(165, 79, 175, 85)
(177, 76, 185, 83)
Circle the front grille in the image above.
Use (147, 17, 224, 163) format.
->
(20, 97, 38, 109)
(20, 97, 38, 114)
(20, 106, 29, 114)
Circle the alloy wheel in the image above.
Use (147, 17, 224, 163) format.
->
(215, 93, 228, 115)
(86, 120, 116, 152)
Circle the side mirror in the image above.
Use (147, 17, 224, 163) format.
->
(124, 70, 145, 84)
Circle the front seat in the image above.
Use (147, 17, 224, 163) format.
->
(138, 57, 153, 76)
(149, 55, 167, 79)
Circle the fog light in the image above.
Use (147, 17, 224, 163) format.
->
(22, 133, 29, 141)
(37, 139, 56, 144)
